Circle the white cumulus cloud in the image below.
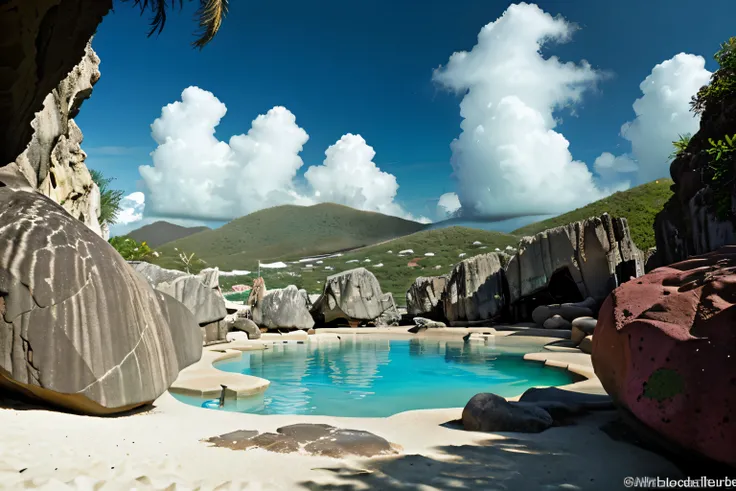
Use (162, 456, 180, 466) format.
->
(437, 192, 461, 219)
(597, 53, 711, 186)
(139, 87, 421, 222)
(433, 2, 613, 218)
(116, 192, 145, 225)
(305, 134, 419, 220)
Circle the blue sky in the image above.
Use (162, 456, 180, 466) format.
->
(76, 0, 736, 235)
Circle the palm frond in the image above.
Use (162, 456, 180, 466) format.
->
(90, 169, 125, 226)
(192, 0, 229, 49)
(125, 0, 185, 39)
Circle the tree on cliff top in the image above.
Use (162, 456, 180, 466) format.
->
(690, 37, 736, 114)
(125, 0, 229, 48)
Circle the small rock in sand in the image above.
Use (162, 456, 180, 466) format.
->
(462, 393, 553, 433)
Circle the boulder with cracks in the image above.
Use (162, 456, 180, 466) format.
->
(0, 188, 202, 414)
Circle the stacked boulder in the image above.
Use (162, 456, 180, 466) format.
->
(403, 214, 643, 328)
(222, 308, 261, 340)
(531, 297, 597, 329)
(129, 262, 228, 345)
(570, 317, 596, 354)
(505, 213, 644, 320)
(311, 268, 400, 326)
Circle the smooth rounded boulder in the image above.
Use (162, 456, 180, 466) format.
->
(252, 285, 315, 330)
(543, 315, 572, 330)
(571, 316, 597, 345)
(462, 393, 553, 433)
(0, 189, 203, 414)
(532, 297, 597, 326)
(592, 245, 736, 466)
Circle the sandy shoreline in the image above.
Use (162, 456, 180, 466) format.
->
(0, 329, 683, 490)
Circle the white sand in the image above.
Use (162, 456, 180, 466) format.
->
(0, 333, 684, 490)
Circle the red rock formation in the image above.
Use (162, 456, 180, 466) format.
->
(593, 245, 736, 466)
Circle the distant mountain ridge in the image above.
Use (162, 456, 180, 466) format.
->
(127, 221, 210, 248)
(146, 179, 672, 271)
(152, 203, 428, 270)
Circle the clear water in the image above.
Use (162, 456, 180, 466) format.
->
(172, 337, 575, 417)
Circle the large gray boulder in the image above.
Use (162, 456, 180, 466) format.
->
(9, 42, 106, 239)
(406, 275, 448, 319)
(462, 393, 554, 433)
(441, 253, 507, 324)
(252, 285, 315, 330)
(505, 214, 644, 306)
(129, 262, 227, 326)
(0, 189, 202, 414)
(310, 268, 397, 325)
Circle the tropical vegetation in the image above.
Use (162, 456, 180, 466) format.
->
(215, 226, 520, 303)
(127, 0, 229, 48)
(705, 134, 736, 220)
(108, 236, 154, 261)
(669, 134, 692, 159)
(690, 37, 736, 114)
(90, 169, 124, 229)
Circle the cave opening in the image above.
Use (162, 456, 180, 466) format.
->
(511, 267, 585, 322)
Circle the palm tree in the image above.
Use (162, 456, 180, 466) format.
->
(126, 0, 229, 48)
(90, 169, 125, 227)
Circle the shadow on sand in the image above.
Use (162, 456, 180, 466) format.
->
(298, 412, 687, 491)
(300, 437, 600, 491)
(0, 393, 156, 418)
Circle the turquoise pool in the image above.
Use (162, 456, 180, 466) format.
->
(172, 337, 576, 417)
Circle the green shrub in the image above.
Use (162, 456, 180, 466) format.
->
(705, 134, 736, 220)
(691, 37, 736, 114)
(109, 236, 153, 261)
(669, 133, 692, 159)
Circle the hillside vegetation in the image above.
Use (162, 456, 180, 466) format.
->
(153, 203, 428, 270)
(217, 226, 520, 303)
(511, 179, 674, 250)
(127, 221, 210, 248)
(143, 178, 674, 303)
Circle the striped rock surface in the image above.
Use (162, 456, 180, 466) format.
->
(0, 189, 202, 414)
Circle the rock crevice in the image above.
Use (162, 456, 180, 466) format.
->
(8, 41, 106, 238)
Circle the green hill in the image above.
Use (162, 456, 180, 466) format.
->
(153, 203, 428, 270)
(217, 226, 521, 303)
(511, 179, 674, 250)
(127, 221, 210, 248)
(151, 179, 674, 303)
